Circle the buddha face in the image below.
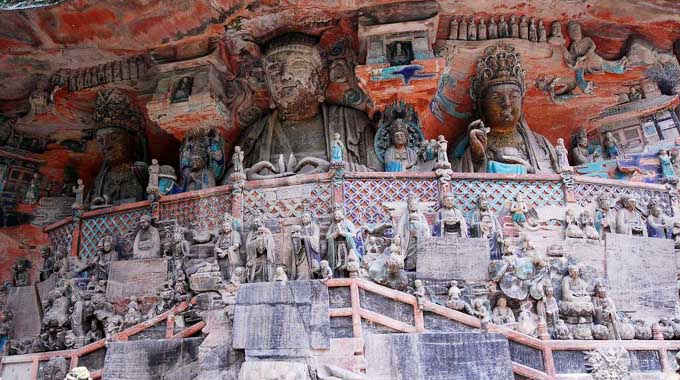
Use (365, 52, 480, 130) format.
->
(393, 131, 407, 147)
(481, 84, 523, 133)
(264, 48, 324, 121)
(96, 128, 133, 166)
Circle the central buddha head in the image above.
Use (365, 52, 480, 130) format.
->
(470, 43, 526, 134)
(263, 34, 327, 121)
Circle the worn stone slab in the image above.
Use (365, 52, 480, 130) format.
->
(36, 274, 57, 308)
(238, 361, 311, 380)
(604, 234, 677, 323)
(365, 332, 513, 380)
(233, 280, 330, 351)
(0, 362, 33, 380)
(102, 338, 202, 380)
(416, 237, 490, 282)
(6, 285, 41, 338)
(563, 239, 605, 286)
(106, 258, 168, 301)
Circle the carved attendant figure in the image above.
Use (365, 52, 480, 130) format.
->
(511, 194, 529, 226)
(595, 193, 617, 235)
(454, 43, 557, 174)
(435, 193, 468, 238)
(615, 196, 647, 236)
(214, 213, 242, 281)
(246, 226, 276, 282)
(232, 146, 244, 174)
(147, 159, 160, 198)
(492, 297, 516, 325)
(646, 204, 668, 239)
(537, 286, 560, 330)
(660, 149, 676, 179)
(602, 132, 620, 159)
(400, 196, 430, 271)
(290, 225, 314, 280)
(555, 138, 570, 172)
(133, 215, 161, 259)
(326, 207, 359, 276)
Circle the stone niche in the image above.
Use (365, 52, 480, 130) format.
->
(146, 54, 231, 141)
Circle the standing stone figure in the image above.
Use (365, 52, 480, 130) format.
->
(537, 286, 560, 330)
(470, 194, 503, 258)
(615, 196, 647, 236)
(595, 193, 617, 234)
(528, 18, 537, 42)
(435, 193, 468, 238)
(647, 204, 668, 239)
(330, 132, 345, 166)
(592, 282, 621, 340)
(400, 196, 431, 271)
(12, 259, 30, 287)
(24, 173, 40, 204)
(510, 16, 519, 38)
(468, 17, 477, 41)
(538, 20, 547, 42)
(454, 43, 557, 174)
(519, 16, 529, 40)
(459, 17, 468, 41)
(511, 194, 529, 226)
(555, 138, 570, 172)
(39, 246, 55, 282)
(478, 19, 487, 40)
(448, 17, 459, 40)
(147, 159, 160, 198)
(72, 179, 85, 210)
(95, 235, 119, 280)
(488, 17, 498, 39)
(232, 146, 244, 174)
(435, 135, 450, 169)
(326, 207, 359, 276)
(133, 215, 161, 259)
(290, 225, 314, 280)
(246, 225, 276, 283)
(214, 213, 242, 282)
(499, 16, 509, 38)
(296, 210, 321, 276)
(660, 149, 676, 179)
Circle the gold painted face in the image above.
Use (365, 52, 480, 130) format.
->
(481, 83, 523, 133)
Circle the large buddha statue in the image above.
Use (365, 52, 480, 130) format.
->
(453, 43, 557, 174)
(236, 33, 379, 176)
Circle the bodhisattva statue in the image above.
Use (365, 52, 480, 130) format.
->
(615, 196, 647, 236)
(133, 215, 161, 259)
(245, 226, 276, 282)
(454, 43, 557, 174)
(326, 206, 359, 276)
(383, 120, 418, 172)
(435, 193, 468, 238)
(214, 213, 242, 282)
(235, 33, 379, 176)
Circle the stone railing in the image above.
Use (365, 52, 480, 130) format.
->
(0, 302, 204, 380)
(44, 172, 675, 260)
(325, 278, 680, 380)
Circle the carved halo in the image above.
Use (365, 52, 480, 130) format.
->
(374, 100, 425, 163)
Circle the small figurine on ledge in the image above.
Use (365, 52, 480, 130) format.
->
(24, 173, 40, 205)
(330, 133, 345, 168)
(659, 149, 677, 181)
(555, 138, 571, 173)
(72, 179, 85, 211)
(146, 158, 160, 200)
(231, 146, 245, 182)
(571, 129, 600, 165)
(511, 194, 529, 227)
(601, 132, 620, 159)
(435, 135, 450, 169)
(434, 193, 467, 238)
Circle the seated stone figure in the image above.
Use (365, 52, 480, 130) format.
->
(616, 196, 647, 236)
(454, 43, 557, 174)
(133, 215, 161, 259)
(434, 193, 468, 238)
(559, 265, 594, 323)
(235, 33, 379, 178)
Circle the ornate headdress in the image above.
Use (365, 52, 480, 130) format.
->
(469, 43, 526, 104)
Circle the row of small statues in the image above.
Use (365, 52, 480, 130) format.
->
(448, 15, 555, 43)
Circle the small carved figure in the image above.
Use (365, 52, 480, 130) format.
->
(273, 266, 288, 282)
(123, 296, 142, 327)
(571, 130, 599, 165)
(488, 17, 498, 39)
(72, 179, 85, 210)
(595, 193, 617, 235)
(435, 193, 467, 238)
(470, 194, 503, 258)
(554, 319, 572, 339)
(565, 209, 585, 239)
(400, 196, 430, 271)
(538, 20, 547, 42)
(510, 15, 519, 38)
(601, 132, 620, 159)
(413, 279, 428, 311)
(478, 19, 487, 40)
(548, 21, 564, 44)
(517, 301, 538, 336)
(12, 258, 31, 287)
(172, 76, 193, 103)
(561, 265, 591, 304)
(472, 298, 491, 330)
(511, 194, 529, 226)
(634, 319, 653, 340)
(592, 282, 620, 339)
(616, 196, 647, 236)
(446, 280, 472, 314)
(388, 42, 412, 66)
(580, 210, 600, 240)
(647, 204, 668, 239)
(499, 16, 509, 38)
(291, 225, 315, 280)
(146, 159, 160, 198)
(492, 297, 516, 325)
(39, 246, 55, 282)
(528, 18, 537, 42)
(232, 146, 245, 174)
(555, 138, 571, 172)
(458, 16, 468, 41)
(133, 215, 161, 259)
(24, 173, 40, 204)
(468, 17, 477, 41)
(519, 16, 529, 40)
(331, 132, 345, 166)
(435, 135, 450, 169)
(214, 213, 242, 282)
(246, 225, 276, 283)
(655, 317, 675, 340)
(448, 17, 459, 40)
(537, 286, 560, 330)
(660, 149, 677, 180)
(95, 235, 119, 280)
(319, 260, 333, 280)
(326, 207, 359, 276)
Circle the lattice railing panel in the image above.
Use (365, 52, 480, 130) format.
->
(48, 222, 75, 254)
(572, 182, 672, 215)
(343, 178, 440, 225)
(160, 193, 231, 230)
(450, 179, 565, 216)
(79, 207, 152, 259)
(243, 182, 333, 221)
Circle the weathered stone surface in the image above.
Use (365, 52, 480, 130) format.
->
(553, 350, 588, 374)
(416, 237, 490, 282)
(106, 258, 168, 301)
(233, 281, 330, 351)
(365, 332, 513, 380)
(239, 361, 310, 380)
(36, 273, 56, 306)
(6, 285, 41, 338)
(563, 239, 605, 281)
(509, 341, 545, 372)
(102, 338, 202, 380)
(0, 362, 33, 380)
(604, 234, 676, 323)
